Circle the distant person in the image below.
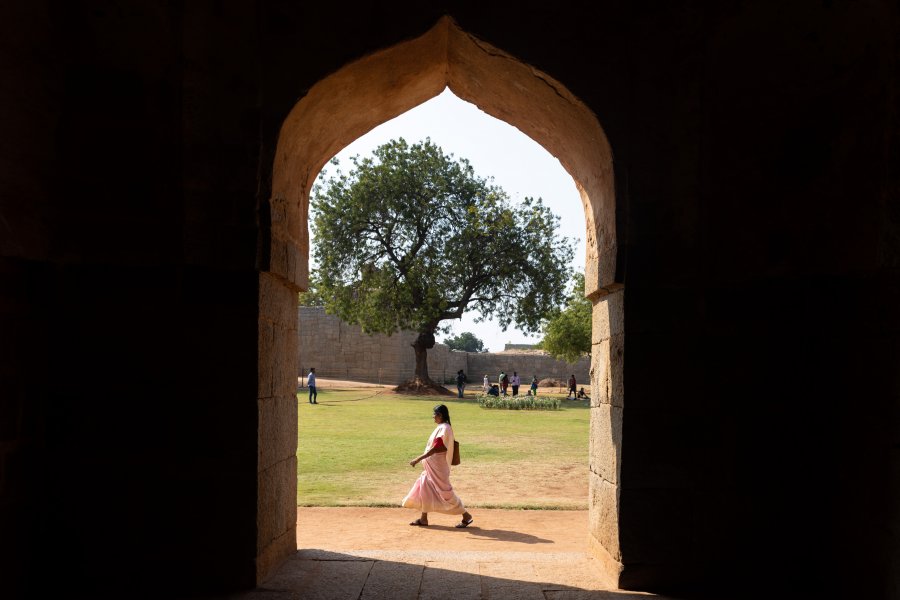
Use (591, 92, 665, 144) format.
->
(567, 374, 577, 399)
(510, 371, 521, 396)
(307, 368, 318, 404)
(577, 387, 589, 400)
(530, 375, 538, 396)
(487, 384, 500, 397)
(455, 370, 466, 398)
(483, 374, 490, 394)
(499, 371, 508, 396)
(403, 404, 474, 529)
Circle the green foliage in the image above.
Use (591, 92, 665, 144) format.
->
(309, 138, 573, 377)
(298, 281, 325, 306)
(540, 272, 591, 363)
(444, 331, 486, 352)
(477, 394, 561, 410)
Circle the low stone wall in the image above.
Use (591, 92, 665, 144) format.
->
(298, 307, 589, 385)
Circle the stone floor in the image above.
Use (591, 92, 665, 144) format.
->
(227, 508, 674, 600)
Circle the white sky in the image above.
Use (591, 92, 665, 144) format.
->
(310, 88, 586, 352)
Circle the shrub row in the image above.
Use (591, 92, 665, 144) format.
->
(477, 395, 560, 410)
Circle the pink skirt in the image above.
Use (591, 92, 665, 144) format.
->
(402, 455, 466, 515)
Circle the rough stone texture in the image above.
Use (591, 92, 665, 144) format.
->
(259, 273, 300, 582)
(607, 334, 625, 409)
(590, 340, 609, 408)
(297, 307, 466, 383)
(298, 307, 589, 384)
(591, 290, 624, 344)
(1, 3, 898, 600)
(588, 471, 620, 563)
(589, 403, 623, 485)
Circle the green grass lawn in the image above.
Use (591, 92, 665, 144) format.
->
(297, 387, 590, 509)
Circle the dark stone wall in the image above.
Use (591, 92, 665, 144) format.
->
(1, 1, 897, 598)
(0, 2, 261, 597)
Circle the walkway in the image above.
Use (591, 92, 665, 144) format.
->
(230, 508, 672, 599)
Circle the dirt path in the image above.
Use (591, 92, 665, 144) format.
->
(297, 507, 589, 554)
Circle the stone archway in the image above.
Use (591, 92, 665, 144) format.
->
(258, 15, 625, 585)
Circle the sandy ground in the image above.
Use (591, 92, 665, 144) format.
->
(298, 376, 397, 389)
(297, 507, 589, 554)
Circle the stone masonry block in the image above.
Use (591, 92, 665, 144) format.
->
(274, 326, 299, 397)
(258, 319, 275, 399)
(590, 403, 623, 484)
(609, 333, 624, 408)
(273, 393, 297, 459)
(257, 464, 277, 548)
(592, 289, 624, 344)
(258, 394, 297, 472)
(276, 455, 297, 536)
(260, 273, 296, 325)
(258, 396, 276, 470)
(257, 456, 297, 550)
(286, 241, 303, 287)
(590, 339, 610, 407)
(268, 239, 289, 287)
(589, 470, 621, 561)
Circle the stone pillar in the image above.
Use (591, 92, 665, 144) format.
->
(257, 232, 304, 579)
(588, 287, 625, 586)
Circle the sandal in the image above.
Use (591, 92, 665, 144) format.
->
(455, 517, 474, 528)
(409, 519, 429, 526)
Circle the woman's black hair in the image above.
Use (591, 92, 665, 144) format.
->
(433, 404, 451, 425)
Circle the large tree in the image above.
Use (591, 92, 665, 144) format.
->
(310, 138, 573, 392)
(539, 272, 592, 363)
(444, 331, 486, 353)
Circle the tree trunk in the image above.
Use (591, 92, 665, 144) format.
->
(395, 329, 451, 395)
(412, 331, 435, 383)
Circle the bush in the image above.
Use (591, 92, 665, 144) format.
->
(477, 395, 560, 410)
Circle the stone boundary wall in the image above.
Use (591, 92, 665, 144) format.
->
(298, 307, 589, 385)
(468, 351, 590, 386)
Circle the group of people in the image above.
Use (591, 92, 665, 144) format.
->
(482, 371, 538, 397)
(482, 372, 584, 399)
(310, 367, 584, 403)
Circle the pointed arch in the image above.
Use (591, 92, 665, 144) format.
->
(259, 15, 625, 586)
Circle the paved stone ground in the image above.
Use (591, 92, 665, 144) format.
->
(227, 508, 673, 600)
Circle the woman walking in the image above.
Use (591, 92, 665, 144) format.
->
(402, 404, 474, 528)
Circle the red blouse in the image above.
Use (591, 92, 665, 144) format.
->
(431, 437, 446, 450)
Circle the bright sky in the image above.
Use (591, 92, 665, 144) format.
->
(310, 88, 586, 352)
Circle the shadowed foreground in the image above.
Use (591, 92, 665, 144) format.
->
(229, 508, 678, 599)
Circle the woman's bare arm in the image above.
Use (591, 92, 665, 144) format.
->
(409, 444, 448, 467)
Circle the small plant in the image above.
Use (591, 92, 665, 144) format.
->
(477, 395, 560, 410)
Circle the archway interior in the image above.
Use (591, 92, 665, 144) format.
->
(260, 15, 625, 586)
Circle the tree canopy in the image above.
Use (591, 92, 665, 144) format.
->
(539, 272, 591, 363)
(298, 281, 325, 306)
(310, 138, 573, 390)
(444, 331, 486, 353)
